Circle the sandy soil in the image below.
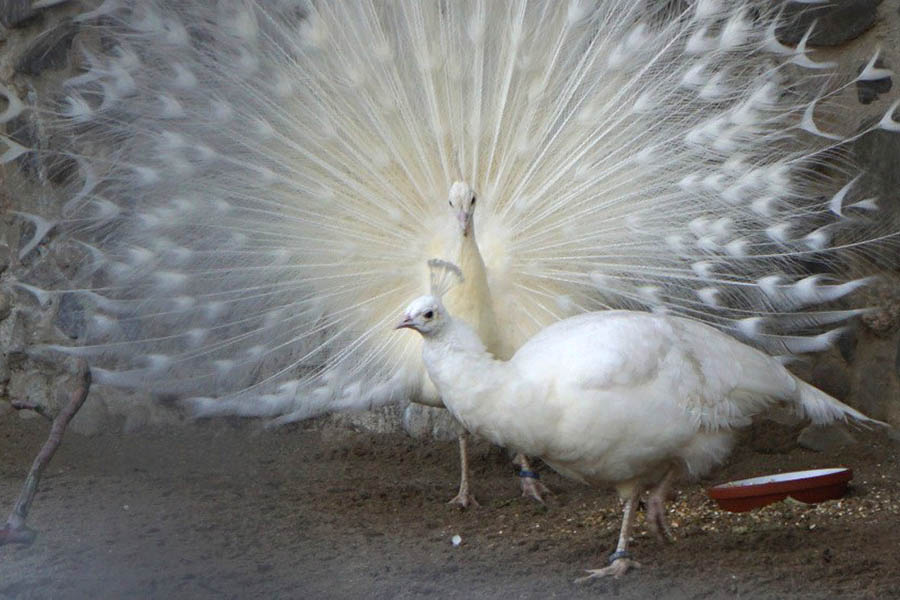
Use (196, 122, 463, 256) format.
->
(1, 416, 898, 600)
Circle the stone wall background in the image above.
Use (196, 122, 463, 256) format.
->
(1, 0, 899, 445)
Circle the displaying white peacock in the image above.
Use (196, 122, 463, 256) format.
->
(397, 260, 885, 579)
(2, 1, 896, 504)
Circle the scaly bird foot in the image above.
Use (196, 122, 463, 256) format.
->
(447, 489, 479, 508)
(575, 557, 642, 582)
(519, 472, 551, 504)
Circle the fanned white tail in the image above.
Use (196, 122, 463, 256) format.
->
(2, 0, 894, 421)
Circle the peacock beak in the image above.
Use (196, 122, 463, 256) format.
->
(458, 208, 472, 237)
(395, 316, 415, 330)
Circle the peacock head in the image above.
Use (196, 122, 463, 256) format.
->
(448, 181, 477, 237)
(395, 295, 447, 336)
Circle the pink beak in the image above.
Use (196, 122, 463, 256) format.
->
(395, 316, 414, 330)
(458, 208, 471, 237)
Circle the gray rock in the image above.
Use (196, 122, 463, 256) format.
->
(0, 290, 11, 322)
(763, 406, 803, 427)
(324, 404, 404, 435)
(776, 0, 881, 47)
(837, 325, 858, 364)
(855, 370, 896, 422)
(54, 291, 85, 339)
(0, 0, 73, 28)
(797, 424, 856, 452)
(51, 239, 92, 281)
(44, 137, 78, 185)
(5, 309, 29, 355)
(402, 402, 434, 439)
(851, 334, 898, 421)
(811, 356, 851, 401)
(889, 427, 900, 444)
(15, 17, 78, 75)
(0, 355, 10, 407)
(853, 128, 900, 272)
(855, 119, 900, 192)
(0, 243, 10, 275)
(431, 410, 463, 442)
(3, 117, 76, 188)
(859, 278, 900, 336)
(16, 244, 67, 288)
(4, 113, 42, 181)
(0, 0, 40, 28)
(402, 403, 460, 441)
(6, 370, 53, 415)
(857, 58, 892, 105)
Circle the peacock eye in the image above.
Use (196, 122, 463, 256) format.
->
(424, 310, 434, 319)
(471, 196, 476, 205)
(448, 201, 453, 207)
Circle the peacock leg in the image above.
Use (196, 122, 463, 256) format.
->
(447, 432, 479, 508)
(513, 454, 550, 503)
(576, 486, 643, 582)
(646, 467, 677, 541)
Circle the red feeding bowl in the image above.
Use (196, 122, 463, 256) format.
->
(707, 468, 853, 513)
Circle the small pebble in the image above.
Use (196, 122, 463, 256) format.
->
(451, 534, 462, 546)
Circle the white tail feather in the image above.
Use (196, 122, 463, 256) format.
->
(8, 0, 893, 421)
(794, 378, 887, 428)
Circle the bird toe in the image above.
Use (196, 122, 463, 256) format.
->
(575, 558, 642, 583)
(447, 491, 480, 509)
(520, 476, 551, 504)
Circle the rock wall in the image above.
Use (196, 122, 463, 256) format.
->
(1, 0, 899, 442)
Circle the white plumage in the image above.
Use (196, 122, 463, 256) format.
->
(1, 2, 894, 501)
(397, 269, 883, 578)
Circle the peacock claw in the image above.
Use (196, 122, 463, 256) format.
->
(520, 475, 551, 504)
(514, 455, 550, 503)
(447, 491, 479, 508)
(575, 558, 642, 582)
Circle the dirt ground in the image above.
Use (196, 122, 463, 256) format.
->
(0, 415, 898, 600)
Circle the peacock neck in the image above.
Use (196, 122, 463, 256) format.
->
(421, 316, 508, 425)
(444, 224, 502, 356)
(455, 224, 486, 279)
